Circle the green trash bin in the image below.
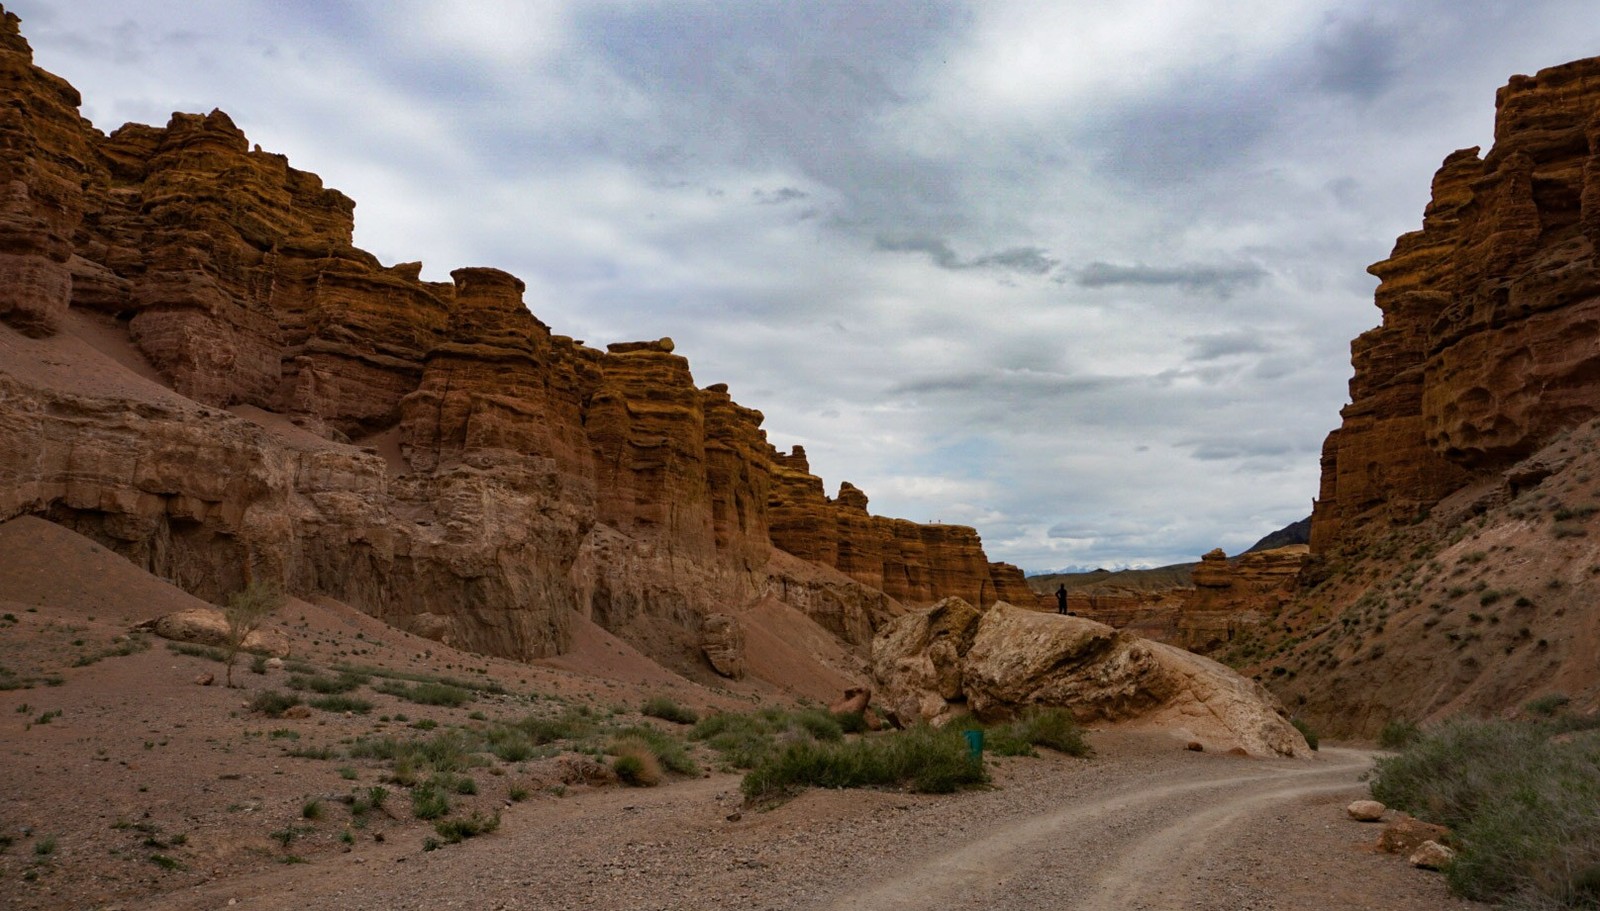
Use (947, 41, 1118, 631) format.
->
(962, 729, 984, 761)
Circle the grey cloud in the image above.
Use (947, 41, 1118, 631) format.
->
(1312, 15, 1401, 100)
(1073, 261, 1267, 296)
(876, 234, 1058, 275)
(1186, 331, 1271, 361)
(754, 187, 809, 205)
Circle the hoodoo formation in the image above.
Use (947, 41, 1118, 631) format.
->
(0, 7, 1022, 680)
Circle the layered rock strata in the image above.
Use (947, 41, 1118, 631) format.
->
(872, 599, 1309, 758)
(1314, 57, 1600, 552)
(0, 8, 1014, 670)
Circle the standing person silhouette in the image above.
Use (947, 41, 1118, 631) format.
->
(1055, 584, 1068, 615)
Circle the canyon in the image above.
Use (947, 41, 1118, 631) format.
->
(0, 6, 1028, 690)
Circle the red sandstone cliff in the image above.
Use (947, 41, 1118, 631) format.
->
(1274, 57, 1600, 734)
(0, 8, 1015, 681)
(1313, 58, 1600, 553)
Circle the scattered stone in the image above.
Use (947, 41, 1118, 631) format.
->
(265, 657, 284, 670)
(193, 673, 215, 686)
(1347, 799, 1386, 822)
(1377, 816, 1451, 854)
(1186, 741, 1205, 752)
(1409, 840, 1456, 870)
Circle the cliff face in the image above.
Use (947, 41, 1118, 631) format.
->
(1274, 57, 1600, 734)
(0, 9, 1010, 673)
(1313, 58, 1600, 551)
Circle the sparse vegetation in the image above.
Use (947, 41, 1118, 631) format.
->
(641, 695, 698, 725)
(985, 708, 1092, 757)
(221, 581, 285, 687)
(741, 724, 988, 805)
(374, 680, 473, 707)
(1377, 719, 1421, 749)
(1370, 716, 1600, 907)
(248, 690, 303, 718)
(1290, 718, 1319, 751)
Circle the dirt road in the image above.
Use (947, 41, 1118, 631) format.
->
(122, 731, 1484, 911)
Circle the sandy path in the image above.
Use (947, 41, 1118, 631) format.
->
(123, 737, 1485, 911)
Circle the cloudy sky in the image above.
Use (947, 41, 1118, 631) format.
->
(12, 1, 1600, 572)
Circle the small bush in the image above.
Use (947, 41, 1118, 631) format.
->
(1291, 718, 1320, 751)
(309, 695, 374, 714)
(289, 671, 369, 695)
(611, 738, 663, 786)
(249, 690, 302, 718)
(1371, 717, 1600, 906)
(997, 707, 1090, 757)
(741, 725, 986, 804)
(376, 681, 472, 707)
(301, 798, 324, 820)
(1377, 719, 1421, 750)
(411, 782, 450, 820)
(435, 811, 500, 843)
(1526, 693, 1572, 717)
(641, 696, 699, 725)
(833, 711, 869, 735)
(611, 725, 697, 775)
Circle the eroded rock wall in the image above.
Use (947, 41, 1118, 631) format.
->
(1314, 58, 1600, 552)
(0, 9, 1007, 670)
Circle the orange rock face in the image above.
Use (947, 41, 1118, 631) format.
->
(1314, 57, 1600, 552)
(0, 12, 1013, 670)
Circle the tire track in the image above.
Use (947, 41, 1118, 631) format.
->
(829, 749, 1375, 911)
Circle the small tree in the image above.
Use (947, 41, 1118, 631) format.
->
(223, 582, 285, 687)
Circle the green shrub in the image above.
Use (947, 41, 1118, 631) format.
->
(411, 782, 450, 820)
(435, 811, 500, 843)
(740, 725, 987, 804)
(1291, 717, 1320, 751)
(833, 711, 869, 735)
(989, 708, 1090, 757)
(249, 690, 302, 718)
(376, 680, 473, 707)
(610, 735, 664, 786)
(1371, 717, 1600, 906)
(1377, 719, 1421, 750)
(1526, 693, 1572, 718)
(309, 695, 374, 714)
(641, 696, 699, 725)
(610, 725, 697, 776)
(289, 671, 369, 695)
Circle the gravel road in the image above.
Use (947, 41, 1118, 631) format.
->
(129, 732, 1486, 911)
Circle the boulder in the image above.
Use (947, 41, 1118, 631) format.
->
(873, 600, 1309, 757)
(871, 597, 982, 727)
(137, 607, 290, 657)
(700, 613, 746, 679)
(1409, 840, 1456, 870)
(1377, 816, 1452, 855)
(1347, 799, 1386, 822)
(829, 686, 872, 716)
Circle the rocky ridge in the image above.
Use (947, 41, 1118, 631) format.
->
(0, 8, 1018, 680)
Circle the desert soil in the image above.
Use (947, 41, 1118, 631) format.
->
(113, 735, 1485, 911)
(0, 517, 1485, 911)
